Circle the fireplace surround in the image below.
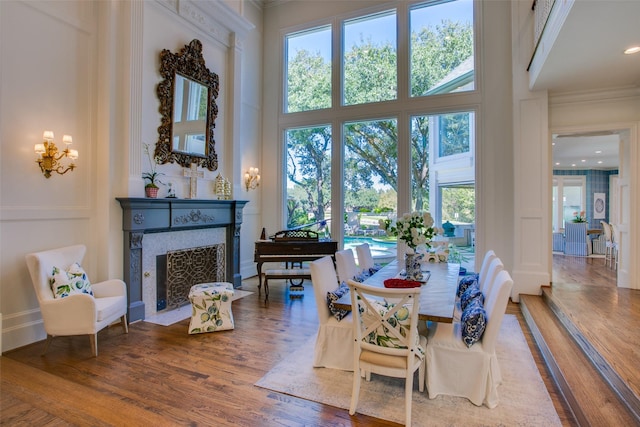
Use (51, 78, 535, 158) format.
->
(117, 198, 247, 322)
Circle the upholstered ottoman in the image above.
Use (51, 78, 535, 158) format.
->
(188, 282, 235, 334)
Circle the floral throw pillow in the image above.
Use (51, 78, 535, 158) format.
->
(188, 284, 235, 334)
(50, 263, 93, 299)
(461, 298, 487, 347)
(327, 282, 350, 321)
(363, 300, 425, 359)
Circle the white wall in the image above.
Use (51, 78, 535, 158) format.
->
(0, 0, 261, 352)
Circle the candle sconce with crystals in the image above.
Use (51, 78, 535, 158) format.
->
(34, 131, 79, 178)
(244, 167, 260, 191)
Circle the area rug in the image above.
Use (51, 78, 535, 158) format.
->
(144, 290, 253, 326)
(255, 315, 561, 426)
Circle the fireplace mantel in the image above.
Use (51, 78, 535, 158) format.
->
(116, 198, 248, 322)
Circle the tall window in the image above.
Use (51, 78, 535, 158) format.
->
(283, 1, 477, 249)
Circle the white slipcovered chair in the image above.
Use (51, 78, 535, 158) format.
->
(309, 256, 354, 371)
(426, 269, 513, 408)
(355, 243, 375, 272)
(25, 244, 128, 357)
(347, 280, 425, 426)
(454, 256, 504, 322)
(477, 250, 497, 287)
(335, 248, 361, 283)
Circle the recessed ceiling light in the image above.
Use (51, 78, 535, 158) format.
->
(571, 163, 576, 167)
(598, 160, 603, 164)
(595, 150, 602, 154)
(624, 46, 640, 55)
(555, 162, 560, 166)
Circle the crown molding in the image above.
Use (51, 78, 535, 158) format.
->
(155, 0, 255, 47)
(550, 86, 640, 106)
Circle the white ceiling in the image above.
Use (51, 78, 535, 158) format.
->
(530, 0, 640, 93)
(534, 1, 639, 170)
(552, 133, 619, 170)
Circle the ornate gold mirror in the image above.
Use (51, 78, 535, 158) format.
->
(155, 39, 219, 171)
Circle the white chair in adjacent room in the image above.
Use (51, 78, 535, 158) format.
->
(309, 256, 354, 371)
(609, 223, 619, 269)
(25, 244, 128, 357)
(335, 248, 361, 283)
(347, 280, 425, 427)
(426, 269, 513, 408)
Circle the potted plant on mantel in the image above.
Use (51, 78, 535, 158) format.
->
(142, 143, 164, 198)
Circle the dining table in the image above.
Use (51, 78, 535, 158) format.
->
(333, 259, 461, 323)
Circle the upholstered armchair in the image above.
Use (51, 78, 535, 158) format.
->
(25, 244, 128, 357)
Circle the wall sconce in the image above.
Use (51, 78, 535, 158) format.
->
(244, 167, 260, 191)
(34, 131, 78, 178)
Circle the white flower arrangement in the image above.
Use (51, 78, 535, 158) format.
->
(380, 211, 442, 253)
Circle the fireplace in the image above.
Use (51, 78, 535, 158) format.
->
(117, 198, 247, 322)
(156, 244, 226, 311)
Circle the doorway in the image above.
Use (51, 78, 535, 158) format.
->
(551, 128, 624, 286)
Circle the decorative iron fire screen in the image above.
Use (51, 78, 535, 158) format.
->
(166, 244, 225, 308)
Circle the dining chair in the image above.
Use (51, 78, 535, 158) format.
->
(609, 223, 619, 269)
(425, 269, 513, 408)
(454, 256, 504, 322)
(347, 280, 425, 427)
(355, 243, 380, 274)
(25, 244, 128, 357)
(335, 248, 362, 283)
(564, 222, 589, 256)
(309, 256, 354, 371)
(477, 250, 497, 286)
(601, 220, 615, 267)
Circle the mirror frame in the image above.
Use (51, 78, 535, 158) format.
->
(156, 39, 219, 171)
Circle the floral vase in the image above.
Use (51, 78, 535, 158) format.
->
(404, 253, 424, 281)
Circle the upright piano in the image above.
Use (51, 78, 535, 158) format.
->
(254, 229, 338, 291)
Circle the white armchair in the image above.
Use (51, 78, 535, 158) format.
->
(25, 244, 128, 356)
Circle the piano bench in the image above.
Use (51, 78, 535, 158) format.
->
(263, 268, 311, 301)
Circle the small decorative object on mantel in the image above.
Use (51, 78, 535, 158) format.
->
(214, 173, 226, 200)
(184, 163, 203, 199)
(224, 177, 231, 200)
(142, 143, 164, 198)
(380, 211, 442, 281)
(166, 182, 176, 198)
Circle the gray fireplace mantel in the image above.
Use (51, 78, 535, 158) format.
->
(116, 198, 248, 322)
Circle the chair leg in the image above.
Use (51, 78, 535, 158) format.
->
(121, 314, 129, 334)
(405, 372, 414, 426)
(90, 334, 98, 357)
(349, 366, 361, 416)
(41, 334, 53, 356)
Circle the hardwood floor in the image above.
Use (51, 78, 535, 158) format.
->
(1, 256, 623, 426)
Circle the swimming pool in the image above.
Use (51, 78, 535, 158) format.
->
(344, 237, 397, 263)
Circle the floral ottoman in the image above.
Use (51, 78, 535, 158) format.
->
(188, 282, 235, 334)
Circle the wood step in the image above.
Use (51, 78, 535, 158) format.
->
(542, 287, 640, 422)
(520, 294, 638, 426)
